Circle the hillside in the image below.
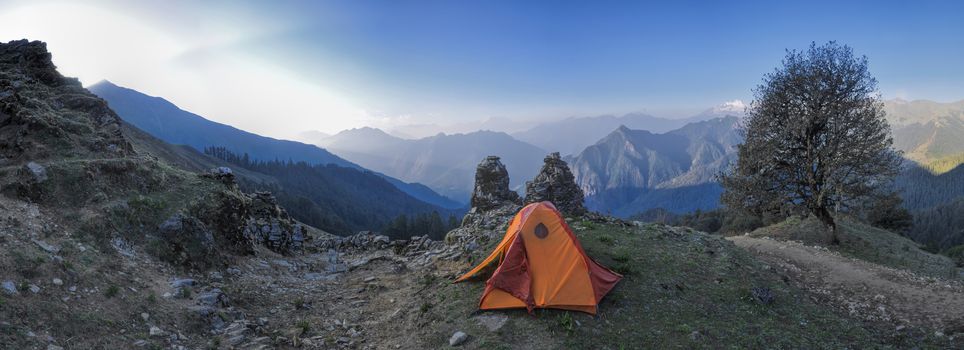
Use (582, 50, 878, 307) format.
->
(203, 146, 460, 237)
(895, 162, 964, 251)
(568, 117, 740, 217)
(88, 80, 353, 167)
(313, 128, 547, 203)
(0, 39, 331, 346)
(88, 81, 460, 210)
(885, 98, 964, 167)
(123, 119, 458, 236)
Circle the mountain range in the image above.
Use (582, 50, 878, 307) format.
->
(884, 99, 964, 170)
(88, 80, 461, 210)
(91, 78, 964, 247)
(510, 101, 745, 156)
(87, 81, 462, 234)
(567, 117, 741, 216)
(374, 117, 537, 140)
(304, 127, 547, 202)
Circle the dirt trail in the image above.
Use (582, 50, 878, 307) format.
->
(729, 236, 964, 333)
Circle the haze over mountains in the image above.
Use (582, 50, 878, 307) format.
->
(88, 80, 461, 210)
(86, 81, 462, 235)
(884, 99, 964, 168)
(86, 78, 964, 250)
(511, 100, 744, 157)
(884, 99, 964, 250)
(303, 127, 546, 202)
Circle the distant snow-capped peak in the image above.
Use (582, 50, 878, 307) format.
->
(714, 100, 746, 113)
(696, 99, 747, 118)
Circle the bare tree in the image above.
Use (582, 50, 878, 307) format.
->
(721, 42, 902, 243)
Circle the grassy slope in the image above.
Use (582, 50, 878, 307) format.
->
(748, 216, 961, 280)
(412, 220, 925, 349)
(122, 122, 279, 186)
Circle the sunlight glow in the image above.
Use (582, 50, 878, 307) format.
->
(0, 2, 370, 138)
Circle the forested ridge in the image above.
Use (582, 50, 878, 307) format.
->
(204, 146, 460, 236)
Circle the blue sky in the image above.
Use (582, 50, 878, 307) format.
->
(1, 0, 962, 137)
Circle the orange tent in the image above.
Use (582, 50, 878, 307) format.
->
(456, 202, 622, 314)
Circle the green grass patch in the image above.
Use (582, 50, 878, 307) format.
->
(750, 216, 960, 279)
(412, 220, 954, 348)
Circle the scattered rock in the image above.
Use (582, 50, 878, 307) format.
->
(25, 161, 48, 183)
(196, 288, 229, 307)
(474, 314, 508, 332)
(110, 237, 136, 258)
(2, 280, 17, 295)
(449, 331, 469, 346)
(524, 152, 586, 216)
(170, 278, 197, 289)
(316, 232, 393, 252)
(52, 278, 63, 286)
(32, 239, 60, 253)
(208, 271, 223, 281)
(349, 328, 362, 338)
(222, 320, 255, 346)
(304, 273, 334, 281)
(140, 313, 150, 322)
(446, 203, 519, 250)
(690, 330, 702, 341)
(751, 287, 774, 305)
(149, 326, 165, 337)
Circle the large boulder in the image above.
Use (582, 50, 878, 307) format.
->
(524, 152, 586, 216)
(156, 213, 218, 268)
(469, 156, 521, 212)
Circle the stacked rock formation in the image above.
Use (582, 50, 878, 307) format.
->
(469, 156, 521, 212)
(525, 152, 586, 216)
(446, 156, 522, 251)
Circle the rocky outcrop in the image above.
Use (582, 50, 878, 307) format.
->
(201, 166, 236, 187)
(315, 231, 448, 261)
(243, 191, 306, 253)
(525, 152, 586, 216)
(0, 40, 133, 163)
(445, 156, 523, 251)
(155, 190, 308, 268)
(0, 40, 314, 272)
(469, 156, 521, 212)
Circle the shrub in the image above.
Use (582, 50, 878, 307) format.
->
(104, 285, 120, 298)
(945, 245, 964, 267)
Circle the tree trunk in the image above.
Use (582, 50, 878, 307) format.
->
(812, 206, 839, 244)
